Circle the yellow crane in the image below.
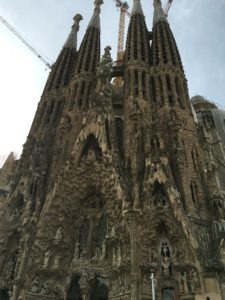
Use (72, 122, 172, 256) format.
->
(113, 0, 174, 59)
(113, 0, 131, 61)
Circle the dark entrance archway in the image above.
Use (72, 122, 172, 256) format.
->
(90, 277, 108, 300)
(66, 277, 82, 300)
(0, 289, 9, 300)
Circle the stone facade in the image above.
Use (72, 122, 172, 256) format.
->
(0, 0, 225, 299)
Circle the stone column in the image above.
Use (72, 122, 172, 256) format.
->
(126, 211, 141, 300)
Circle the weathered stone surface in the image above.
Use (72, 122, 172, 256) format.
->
(0, 1, 225, 300)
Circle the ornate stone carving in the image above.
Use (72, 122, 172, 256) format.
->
(160, 241, 172, 276)
(43, 249, 51, 268)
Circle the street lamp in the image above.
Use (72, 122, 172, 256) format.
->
(150, 272, 156, 300)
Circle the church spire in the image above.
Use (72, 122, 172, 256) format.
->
(64, 14, 83, 50)
(153, 0, 168, 25)
(67, 0, 103, 110)
(125, 0, 150, 64)
(44, 14, 83, 92)
(131, 0, 144, 16)
(88, 0, 103, 29)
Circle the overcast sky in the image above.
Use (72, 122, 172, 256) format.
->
(0, 0, 224, 159)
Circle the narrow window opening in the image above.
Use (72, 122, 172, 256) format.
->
(175, 77, 184, 108)
(134, 70, 139, 97)
(190, 181, 198, 206)
(142, 71, 146, 98)
(158, 76, 164, 106)
(116, 118, 123, 158)
(105, 119, 111, 150)
(191, 148, 197, 172)
(168, 95, 173, 105)
(150, 76, 156, 103)
(81, 134, 102, 160)
(166, 75, 172, 91)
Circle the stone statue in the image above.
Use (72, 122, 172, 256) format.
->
(31, 276, 40, 294)
(113, 248, 116, 266)
(54, 226, 64, 244)
(92, 247, 101, 261)
(161, 241, 172, 275)
(100, 239, 106, 260)
(117, 245, 122, 266)
(43, 249, 51, 268)
(79, 269, 89, 286)
(179, 272, 188, 294)
(53, 255, 60, 269)
(73, 240, 80, 261)
(95, 45, 113, 95)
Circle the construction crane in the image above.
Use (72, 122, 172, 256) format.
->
(0, 16, 52, 70)
(113, 0, 173, 61)
(113, 0, 130, 61)
(164, 0, 173, 16)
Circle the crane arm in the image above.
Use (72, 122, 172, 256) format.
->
(0, 16, 52, 69)
(164, 0, 173, 16)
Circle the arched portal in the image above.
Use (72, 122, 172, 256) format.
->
(66, 276, 82, 300)
(90, 276, 108, 300)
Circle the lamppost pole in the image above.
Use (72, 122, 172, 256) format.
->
(150, 272, 155, 300)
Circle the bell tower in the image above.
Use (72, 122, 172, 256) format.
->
(0, 1, 224, 299)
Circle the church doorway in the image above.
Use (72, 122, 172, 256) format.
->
(90, 276, 108, 300)
(162, 287, 175, 300)
(66, 277, 82, 300)
(0, 289, 9, 300)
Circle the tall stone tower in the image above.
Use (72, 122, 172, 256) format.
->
(0, 0, 225, 299)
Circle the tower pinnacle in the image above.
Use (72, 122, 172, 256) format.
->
(131, 0, 144, 16)
(153, 0, 168, 25)
(88, 0, 104, 29)
(64, 14, 83, 50)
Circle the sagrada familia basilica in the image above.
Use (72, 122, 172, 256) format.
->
(0, 0, 225, 299)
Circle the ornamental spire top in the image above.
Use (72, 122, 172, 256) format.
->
(153, 0, 168, 25)
(64, 14, 83, 50)
(88, 0, 104, 29)
(131, 0, 144, 16)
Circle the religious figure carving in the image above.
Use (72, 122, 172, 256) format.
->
(95, 46, 113, 95)
(73, 240, 80, 261)
(100, 239, 106, 260)
(43, 249, 51, 268)
(92, 247, 101, 261)
(79, 269, 89, 286)
(161, 241, 172, 275)
(54, 226, 64, 244)
(31, 277, 40, 294)
(117, 245, 122, 266)
(179, 272, 188, 294)
(112, 248, 116, 266)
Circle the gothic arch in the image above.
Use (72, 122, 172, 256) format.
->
(80, 134, 103, 161)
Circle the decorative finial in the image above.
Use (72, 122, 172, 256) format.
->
(94, 0, 104, 8)
(88, 0, 104, 29)
(131, 0, 144, 16)
(73, 14, 83, 31)
(64, 14, 83, 49)
(153, 0, 162, 7)
(153, 0, 167, 25)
